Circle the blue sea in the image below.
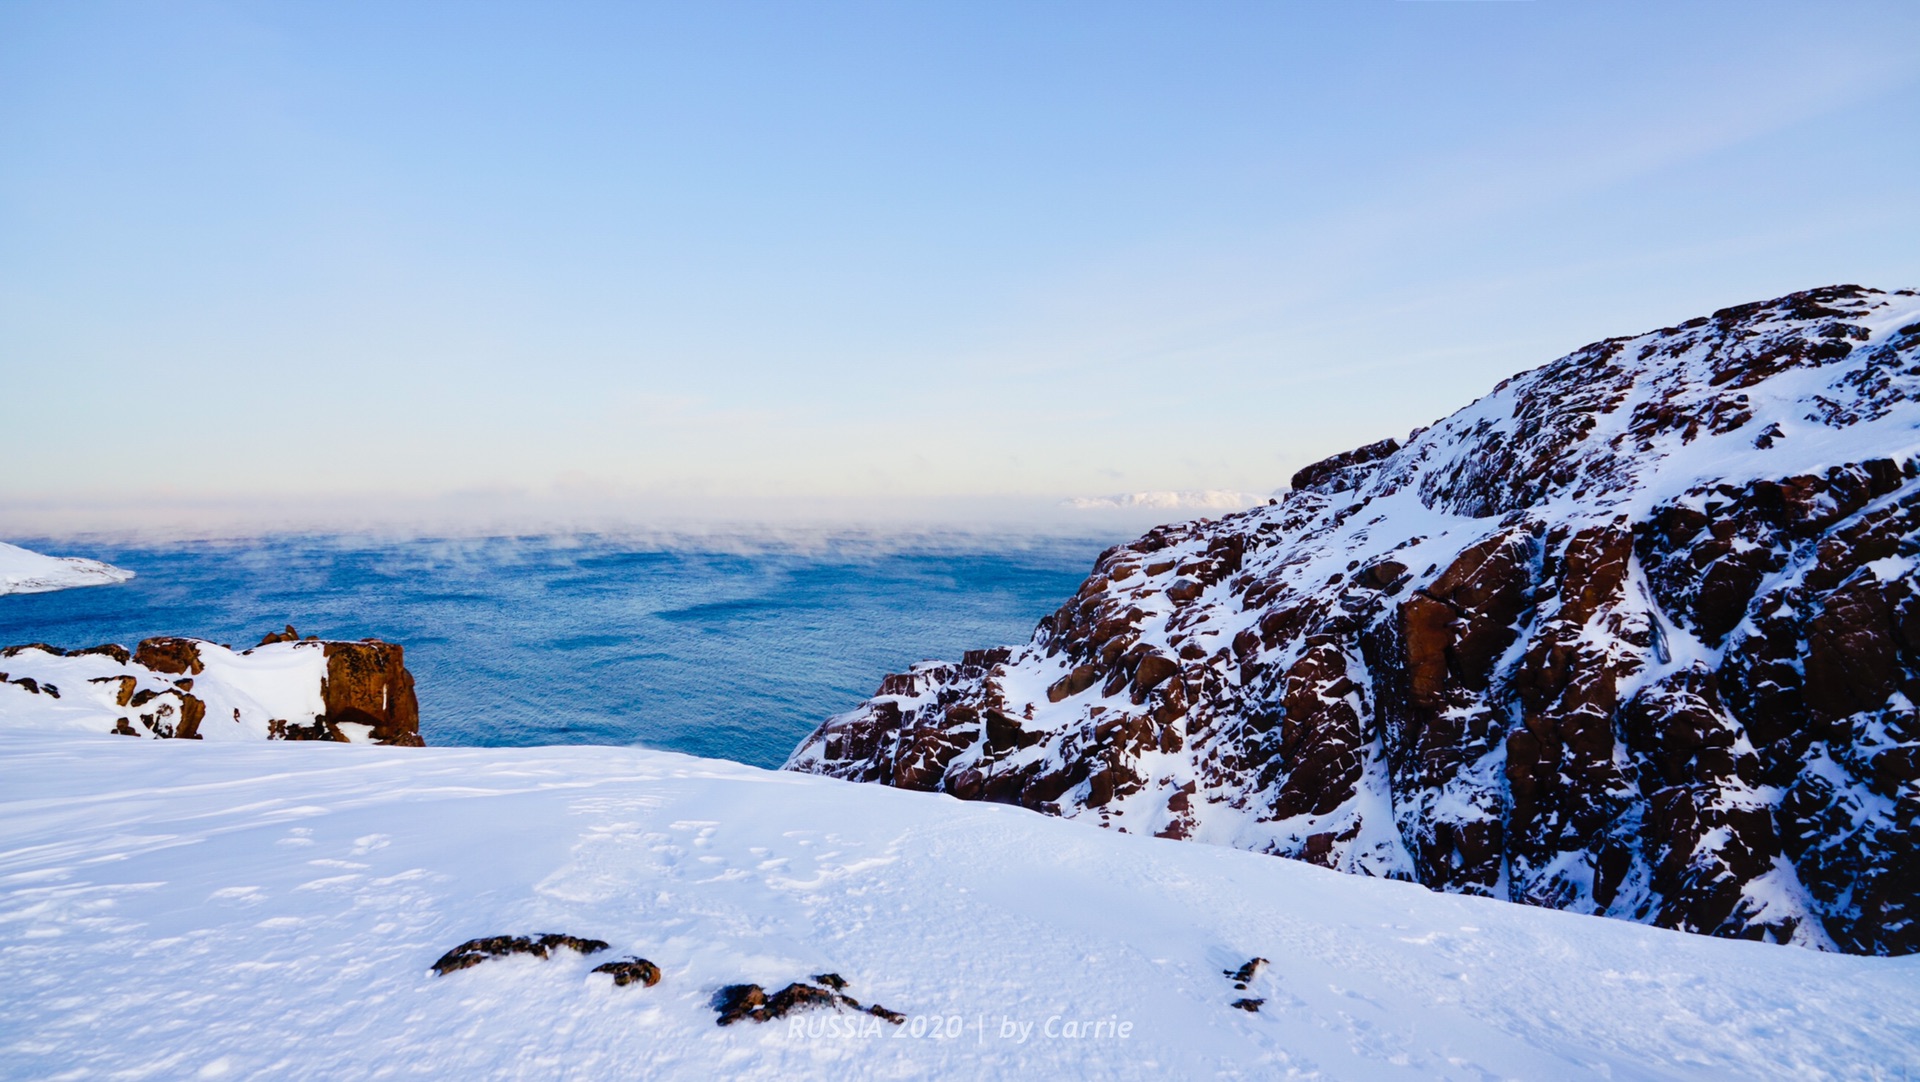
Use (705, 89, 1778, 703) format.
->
(0, 533, 1105, 768)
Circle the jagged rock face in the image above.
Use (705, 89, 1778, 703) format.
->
(788, 285, 1920, 955)
(321, 641, 422, 747)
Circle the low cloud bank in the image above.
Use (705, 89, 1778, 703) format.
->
(3, 487, 1282, 547)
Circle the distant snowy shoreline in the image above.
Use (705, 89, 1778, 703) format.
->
(0, 540, 132, 596)
(1062, 489, 1275, 513)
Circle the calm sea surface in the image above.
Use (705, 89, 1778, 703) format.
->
(0, 534, 1108, 767)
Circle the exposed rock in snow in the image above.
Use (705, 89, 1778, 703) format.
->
(0, 540, 132, 595)
(0, 627, 422, 745)
(790, 285, 1920, 955)
(1064, 490, 1274, 512)
(431, 933, 610, 975)
(2, 732, 1915, 1078)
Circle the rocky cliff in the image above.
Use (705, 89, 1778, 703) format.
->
(788, 285, 1920, 955)
(0, 626, 422, 745)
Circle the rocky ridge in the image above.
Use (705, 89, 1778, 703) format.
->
(0, 626, 422, 745)
(788, 285, 1920, 955)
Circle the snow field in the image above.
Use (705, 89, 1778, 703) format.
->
(1, 732, 1915, 1080)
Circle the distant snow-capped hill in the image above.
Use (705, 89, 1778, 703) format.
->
(790, 285, 1920, 955)
(1064, 490, 1274, 512)
(0, 540, 132, 595)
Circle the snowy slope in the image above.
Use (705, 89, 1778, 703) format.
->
(790, 286, 1920, 954)
(0, 541, 131, 596)
(0, 731, 1914, 1080)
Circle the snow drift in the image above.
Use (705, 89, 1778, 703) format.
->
(790, 285, 1920, 955)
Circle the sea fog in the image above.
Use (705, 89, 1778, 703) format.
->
(0, 531, 1113, 767)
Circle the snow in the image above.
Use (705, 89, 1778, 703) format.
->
(0, 541, 132, 596)
(0, 641, 336, 741)
(1, 731, 1914, 1079)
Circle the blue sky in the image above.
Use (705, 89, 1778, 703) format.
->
(4, 1, 1918, 529)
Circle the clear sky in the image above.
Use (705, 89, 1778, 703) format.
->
(4, 1, 1918, 532)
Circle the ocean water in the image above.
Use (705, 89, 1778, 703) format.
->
(0, 533, 1109, 767)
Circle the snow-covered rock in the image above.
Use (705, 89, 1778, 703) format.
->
(0, 628, 422, 745)
(789, 285, 1920, 955)
(0, 540, 132, 595)
(1, 730, 1914, 1078)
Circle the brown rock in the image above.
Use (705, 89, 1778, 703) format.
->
(1400, 594, 1454, 709)
(320, 641, 423, 746)
(1047, 663, 1103, 702)
(133, 637, 204, 676)
(430, 933, 609, 976)
(592, 957, 662, 987)
(1131, 653, 1179, 697)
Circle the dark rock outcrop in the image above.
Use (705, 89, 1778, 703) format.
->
(133, 637, 205, 676)
(712, 976, 905, 1026)
(431, 933, 610, 976)
(592, 957, 663, 988)
(789, 286, 1920, 955)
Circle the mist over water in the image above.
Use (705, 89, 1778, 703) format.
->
(0, 533, 1109, 767)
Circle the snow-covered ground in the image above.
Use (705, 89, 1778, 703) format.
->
(0, 541, 132, 596)
(1, 732, 1913, 1080)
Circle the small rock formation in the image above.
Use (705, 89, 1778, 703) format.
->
(1225, 957, 1267, 989)
(133, 637, 205, 676)
(1230, 998, 1264, 1013)
(712, 975, 906, 1026)
(0, 630, 424, 745)
(321, 638, 422, 747)
(788, 286, 1920, 956)
(592, 957, 663, 987)
(431, 934, 610, 976)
